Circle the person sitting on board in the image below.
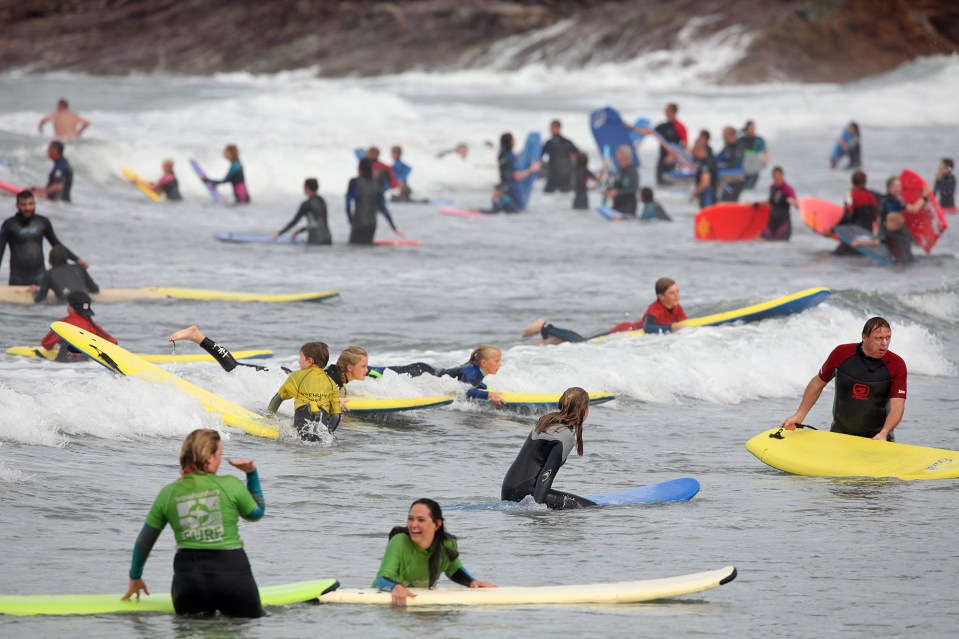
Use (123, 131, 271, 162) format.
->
(266, 341, 341, 439)
(151, 159, 182, 201)
(653, 102, 688, 186)
(738, 120, 768, 189)
(541, 119, 578, 193)
(373, 498, 496, 606)
(639, 187, 671, 221)
(834, 170, 880, 255)
(501, 387, 596, 509)
(33, 245, 100, 303)
(38, 98, 90, 140)
(603, 145, 639, 216)
(571, 151, 600, 210)
(271, 177, 331, 245)
(781, 317, 906, 442)
(40, 291, 117, 362)
(346, 158, 404, 244)
(832, 122, 861, 170)
(690, 136, 718, 210)
(496, 132, 541, 211)
(389, 145, 414, 202)
(716, 126, 746, 203)
(522, 277, 687, 344)
(368, 344, 505, 405)
(1, 190, 89, 286)
(167, 325, 268, 372)
(761, 166, 798, 241)
(933, 157, 955, 209)
(850, 176, 926, 265)
(30, 141, 73, 203)
(121, 429, 266, 617)
(204, 144, 249, 204)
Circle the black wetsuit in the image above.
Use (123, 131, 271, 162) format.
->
(501, 423, 595, 509)
(33, 263, 99, 302)
(541, 134, 577, 193)
(198, 337, 267, 373)
(934, 171, 955, 209)
(278, 195, 332, 245)
(611, 165, 639, 215)
(654, 121, 682, 185)
(346, 176, 396, 244)
(48, 157, 73, 202)
(368, 362, 492, 400)
(572, 166, 596, 210)
(158, 177, 182, 201)
(716, 141, 745, 202)
(879, 195, 915, 265)
(694, 154, 719, 209)
(0, 212, 79, 285)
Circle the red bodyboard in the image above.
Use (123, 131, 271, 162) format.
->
(798, 197, 844, 237)
(694, 202, 770, 241)
(900, 169, 948, 254)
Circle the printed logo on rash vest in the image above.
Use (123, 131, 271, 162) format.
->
(852, 384, 870, 400)
(177, 490, 224, 542)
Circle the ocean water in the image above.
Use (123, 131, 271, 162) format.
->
(1, 51, 958, 638)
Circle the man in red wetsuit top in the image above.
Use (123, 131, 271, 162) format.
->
(522, 277, 687, 344)
(41, 291, 117, 361)
(781, 317, 906, 441)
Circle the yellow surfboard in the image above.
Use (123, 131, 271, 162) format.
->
(121, 167, 163, 202)
(6, 345, 273, 363)
(0, 286, 339, 305)
(746, 427, 959, 480)
(492, 391, 615, 408)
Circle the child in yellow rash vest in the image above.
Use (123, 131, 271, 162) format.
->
(267, 342, 341, 440)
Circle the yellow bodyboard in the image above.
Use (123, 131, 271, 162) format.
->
(121, 167, 163, 202)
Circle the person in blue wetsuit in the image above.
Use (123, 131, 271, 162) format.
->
(690, 138, 718, 209)
(31, 141, 73, 202)
(205, 145, 250, 204)
(346, 158, 404, 244)
(122, 429, 266, 617)
(639, 187, 671, 221)
(501, 387, 595, 509)
(493, 133, 539, 213)
(272, 178, 332, 245)
(369, 344, 505, 405)
(716, 126, 745, 202)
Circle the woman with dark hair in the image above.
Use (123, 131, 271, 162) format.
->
(121, 429, 266, 617)
(501, 387, 595, 509)
(373, 498, 496, 605)
(345, 157, 403, 244)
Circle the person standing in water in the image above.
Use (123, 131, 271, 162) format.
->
(933, 158, 955, 209)
(654, 103, 688, 186)
(1, 190, 88, 285)
(345, 158, 403, 244)
(205, 145, 249, 204)
(31, 141, 73, 202)
(121, 429, 266, 617)
(541, 119, 578, 193)
(604, 145, 639, 216)
(501, 387, 596, 509)
(38, 98, 90, 139)
(272, 178, 331, 245)
(151, 159, 182, 201)
(761, 166, 797, 241)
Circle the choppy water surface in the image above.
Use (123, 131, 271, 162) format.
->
(1, 57, 957, 638)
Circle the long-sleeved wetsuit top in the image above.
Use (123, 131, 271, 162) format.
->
(34, 263, 99, 302)
(278, 195, 331, 245)
(0, 212, 79, 285)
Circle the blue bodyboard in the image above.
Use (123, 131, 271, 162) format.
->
(215, 232, 305, 245)
(830, 123, 853, 166)
(597, 205, 623, 221)
(392, 160, 412, 182)
(512, 132, 542, 210)
(353, 147, 365, 162)
(590, 107, 638, 170)
(445, 478, 700, 511)
(832, 224, 894, 266)
(628, 117, 651, 143)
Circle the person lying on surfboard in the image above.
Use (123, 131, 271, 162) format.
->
(122, 429, 266, 617)
(368, 344, 505, 405)
(501, 387, 596, 509)
(168, 325, 268, 372)
(522, 277, 687, 344)
(373, 498, 496, 606)
(40, 291, 116, 362)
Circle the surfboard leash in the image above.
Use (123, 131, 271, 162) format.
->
(769, 423, 818, 439)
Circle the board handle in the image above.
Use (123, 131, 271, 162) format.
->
(769, 423, 818, 439)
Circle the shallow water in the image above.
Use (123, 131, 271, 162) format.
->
(1, 57, 958, 638)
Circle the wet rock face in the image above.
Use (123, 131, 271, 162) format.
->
(1, 0, 956, 83)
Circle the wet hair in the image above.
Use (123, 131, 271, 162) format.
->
(640, 187, 653, 204)
(849, 122, 860, 135)
(367, 146, 380, 159)
(225, 145, 239, 161)
(300, 342, 330, 367)
(499, 133, 513, 151)
(886, 175, 899, 190)
(943, 158, 954, 170)
(179, 429, 221, 473)
(304, 178, 319, 192)
(655, 277, 677, 296)
(698, 129, 710, 142)
(335, 346, 368, 384)
(744, 120, 755, 130)
(666, 103, 678, 114)
(535, 387, 590, 456)
(575, 151, 588, 168)
(49, 245, 69, 267)
(49, 141, 64, 155)
(16, 190, 35, 202)
(468, 344, 500, 369)
(862, 317, 890, 336)
(388, 498, 458, 587)
(851, 170, 867, 187)
(550, 119, 561, 128)
(772, 166, 784, 176)
(358, 157, 374, 179)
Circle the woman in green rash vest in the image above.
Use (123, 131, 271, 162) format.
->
(122, 429, 266, 617)
(373, 499, 496, 605)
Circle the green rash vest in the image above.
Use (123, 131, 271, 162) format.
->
(373, 533, 464, 588)
(145, 472, 258, 550)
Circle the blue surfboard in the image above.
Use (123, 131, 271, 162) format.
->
(590, 107, 638, 170)
(512, 132, 542, 210)
(392, 160, 412, 182)
(597, 205, 623, 221)
(445, 478, 700, 511)
(215, 232, 305, 245)
(353, 147, 366, 162)
(832, 225, 894, 266)
(628, 117, 651, 144)
(830, 123, 854, 168)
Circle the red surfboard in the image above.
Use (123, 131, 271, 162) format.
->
(0, 179, 27, 196)
(900, 169, 948, 254)
(798, 198, 844, 237)
(694, 202, 770, 241)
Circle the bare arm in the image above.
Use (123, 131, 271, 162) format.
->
(781, 375, 828, 429)
(874, 398, 905, 441)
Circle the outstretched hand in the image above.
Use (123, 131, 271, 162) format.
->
(228, 458, 256, 473)
(121, 578, 149, 601)
(470, 580, 497, 588)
